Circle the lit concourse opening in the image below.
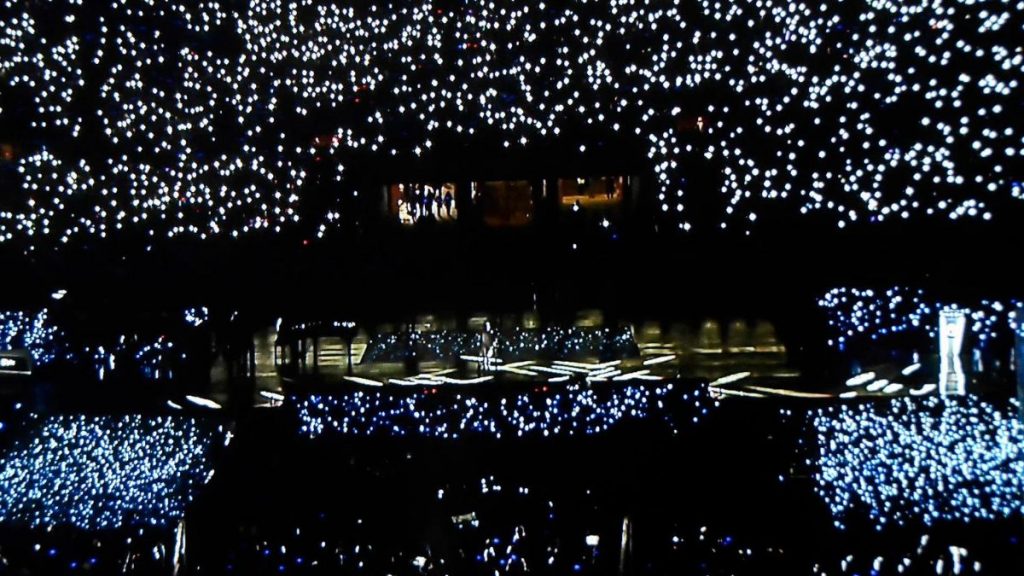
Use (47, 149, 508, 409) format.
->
(1, 0, 1023, 574)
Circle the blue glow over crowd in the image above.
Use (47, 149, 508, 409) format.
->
(811, 396, 1024, 529)
(296, 382, 713, 439)
(0, 414, 218, 530)
(1, 0, 1023, 247)
(0, 309, 61, 364)
(818, 287, 1021, 350)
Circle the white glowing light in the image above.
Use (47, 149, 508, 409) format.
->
(185, 395, 222, 410)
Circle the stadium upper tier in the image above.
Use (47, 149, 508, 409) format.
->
(1, 0, 1022, 248)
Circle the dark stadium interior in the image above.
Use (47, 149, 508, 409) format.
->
(2, 0, 1024, 574)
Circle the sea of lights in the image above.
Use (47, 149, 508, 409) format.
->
(363, 326, 636, 363)
(811, 396, 1024, 529)
(818, 287, 1022, 350)
(296, 382, 713, 439)
(0, 309, 61, 364)
(0, 414, 218, 530)
(1, 0, 1023, 247)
